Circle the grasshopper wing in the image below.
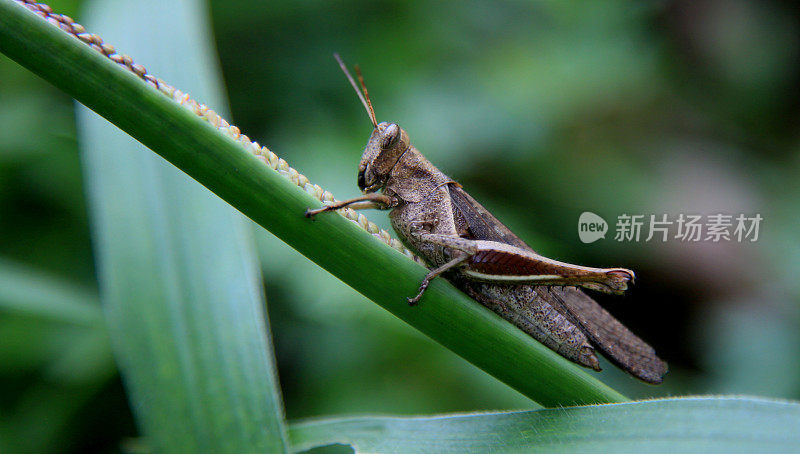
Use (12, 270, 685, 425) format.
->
(447, 184, 532, 250)
(544, 286, 667, 383)
(448, 184, 667, 384)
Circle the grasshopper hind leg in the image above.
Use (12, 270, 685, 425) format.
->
(407, 254, 469, 305)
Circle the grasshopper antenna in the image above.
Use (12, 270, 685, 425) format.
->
(334, 53, 378, 128)
(354, 65, 377, 128)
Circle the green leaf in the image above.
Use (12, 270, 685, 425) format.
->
(0, 260, 115, 453)
(0, 0, 625, 407)
(289, 396, 800, 453)
(75, 0, 287, 452)
(0, 258, 101, 326)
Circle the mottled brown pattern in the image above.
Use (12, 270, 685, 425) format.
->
(546, 287, 667, 383)
(315, 115, 666, 383)
(448, 185, 667, 383)
(470, 250, 548, 275)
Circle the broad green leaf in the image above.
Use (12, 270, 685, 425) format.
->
(289, 396, 800, 453)
(76, 0, 287, 452)
(0, 260, 114, 453)
(0, 328, 116, 454)
(0, 258, 107, 374)
(0, 0, 625, 407)
(0, 258, 100, 326)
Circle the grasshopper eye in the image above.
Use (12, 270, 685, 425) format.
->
(357, 166, 366, 190)
(380, 123, 401, 149)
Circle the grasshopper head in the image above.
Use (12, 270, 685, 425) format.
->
(331, 55, 411, 192)
(358, 121, 410, 193)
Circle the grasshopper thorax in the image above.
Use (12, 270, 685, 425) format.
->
(358, 121, 410, 193)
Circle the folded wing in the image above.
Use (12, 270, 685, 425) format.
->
(448, 184, 667, 384)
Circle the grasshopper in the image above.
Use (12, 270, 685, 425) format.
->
(306, 55, 667, 384)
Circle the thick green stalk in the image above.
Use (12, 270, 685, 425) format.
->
(0, 0, 627, 406)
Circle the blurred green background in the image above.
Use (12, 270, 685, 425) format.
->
(2, 0, 800, 451)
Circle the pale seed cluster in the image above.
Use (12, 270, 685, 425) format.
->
(16, 0, 421, 263)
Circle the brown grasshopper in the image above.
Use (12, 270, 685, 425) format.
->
(306, 55, 667, 384)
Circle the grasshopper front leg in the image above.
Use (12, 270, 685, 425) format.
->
(304, 193, 398, 218)
(410, 232, 634, 296)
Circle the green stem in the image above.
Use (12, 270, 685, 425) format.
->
(0, 0, 627, 407)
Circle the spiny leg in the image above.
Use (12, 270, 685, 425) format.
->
(304, 193, 397, 218)
(407, 254, 469, 306)
(413, 233, 633, 294)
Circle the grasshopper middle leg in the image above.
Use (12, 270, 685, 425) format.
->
(407, 253, 469, 306)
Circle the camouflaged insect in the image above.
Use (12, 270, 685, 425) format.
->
(307, 55, 667, 384)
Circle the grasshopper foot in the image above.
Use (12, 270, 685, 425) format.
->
(406, 255, 469, 306)
(304, 206, 331, 219)
(407, 280, 431, 306)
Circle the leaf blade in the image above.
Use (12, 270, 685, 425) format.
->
(76, 0, 288, 451)
(289, 396, 800, 453)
